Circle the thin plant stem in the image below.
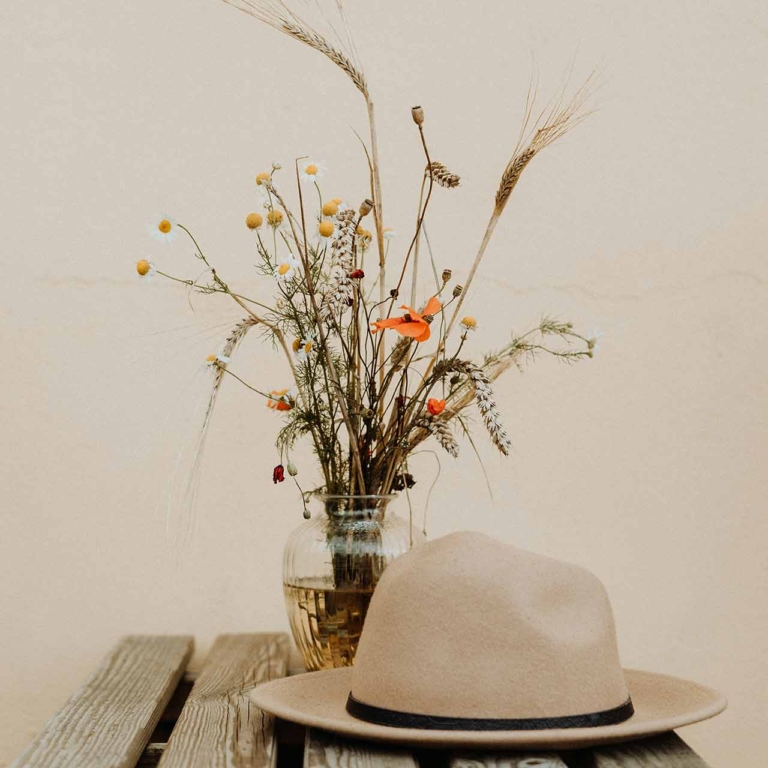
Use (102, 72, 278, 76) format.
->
(219, 366, 272, 399)
(367, 97, 387, 400)
(409, 175, 427, 307)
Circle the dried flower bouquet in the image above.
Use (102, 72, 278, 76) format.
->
(136, 1, 598, 519)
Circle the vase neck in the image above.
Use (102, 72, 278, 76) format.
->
(320, 494, 395, 521)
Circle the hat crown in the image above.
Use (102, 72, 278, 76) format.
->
(351, 531, 629, 720)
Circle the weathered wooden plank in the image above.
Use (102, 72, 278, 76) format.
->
(589, 731, 711, 767)
(305, 728, 418, 768)
(12, 635, 193, 768)
(451, 754, 568, 768)
(158, 633, 291, 768)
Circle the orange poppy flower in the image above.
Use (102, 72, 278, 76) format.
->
(427, 398, 446, 416)
(371, 296, 442, 343)
(266, 388, 293, 412)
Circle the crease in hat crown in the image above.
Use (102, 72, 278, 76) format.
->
(347, 531, 631, 724)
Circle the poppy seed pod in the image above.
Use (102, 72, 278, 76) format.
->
(411, 105, 425, 125)
(359, 199, 374, 217)
(441, 269, 452, 283)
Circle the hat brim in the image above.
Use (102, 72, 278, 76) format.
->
(251, 667, 726, 749)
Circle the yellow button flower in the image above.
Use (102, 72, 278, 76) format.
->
(322, 201, 339, 217)
(245, 212, 263, 230)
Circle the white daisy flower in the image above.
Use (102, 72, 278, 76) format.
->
(298, 159, 326, 184)
(275, 256, 302, 281)
(292, 333, 316, 362)
(149, 215, 177, 244)
(205, 353, 231, 367)
(383, 227, 396, 240)
(587, 329, 604, 356)
(135, 259, 156, 280)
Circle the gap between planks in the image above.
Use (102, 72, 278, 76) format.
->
(156, 632, 291, 768)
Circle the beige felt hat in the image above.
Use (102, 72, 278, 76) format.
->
(252, 532, 726, 748)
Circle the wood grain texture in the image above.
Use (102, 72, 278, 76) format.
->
(589, 732, 712, 767)
(11, 635, 193, 768)
(157, 633, 291, 768)
(304, 728, 418, 768)
(451, 754, 568, 768)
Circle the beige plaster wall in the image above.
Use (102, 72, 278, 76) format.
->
(1, 0, 767, 763)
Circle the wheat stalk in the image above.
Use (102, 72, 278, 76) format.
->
(281, 19, 368, 95)
(428, 161, 461, 189)
(443, 75, 595, 344)
(216, 316, 258, 369)
(461, 362, 511, 455)
(200, 316, 259, 450)
(422, 417, 460, 458)
(495, 78, 593, 213)
(222, 0, 368, 95)
(389, 335, 412, 370)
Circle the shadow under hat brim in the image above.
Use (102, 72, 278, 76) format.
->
(250, 667, 726, 749)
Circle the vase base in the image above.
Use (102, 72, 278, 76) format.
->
(284, 580, 375, 671)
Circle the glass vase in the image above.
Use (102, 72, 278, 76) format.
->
(283, 494, 420, 672)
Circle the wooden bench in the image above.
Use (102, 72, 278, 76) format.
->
(11, 634, 713, 767)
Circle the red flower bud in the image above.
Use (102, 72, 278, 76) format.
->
(427, 398, 446, 416)
(349, 269, 365, 279)
(273, 464, 285, 484)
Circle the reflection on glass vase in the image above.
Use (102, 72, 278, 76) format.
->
(283, 494, 421, 671)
